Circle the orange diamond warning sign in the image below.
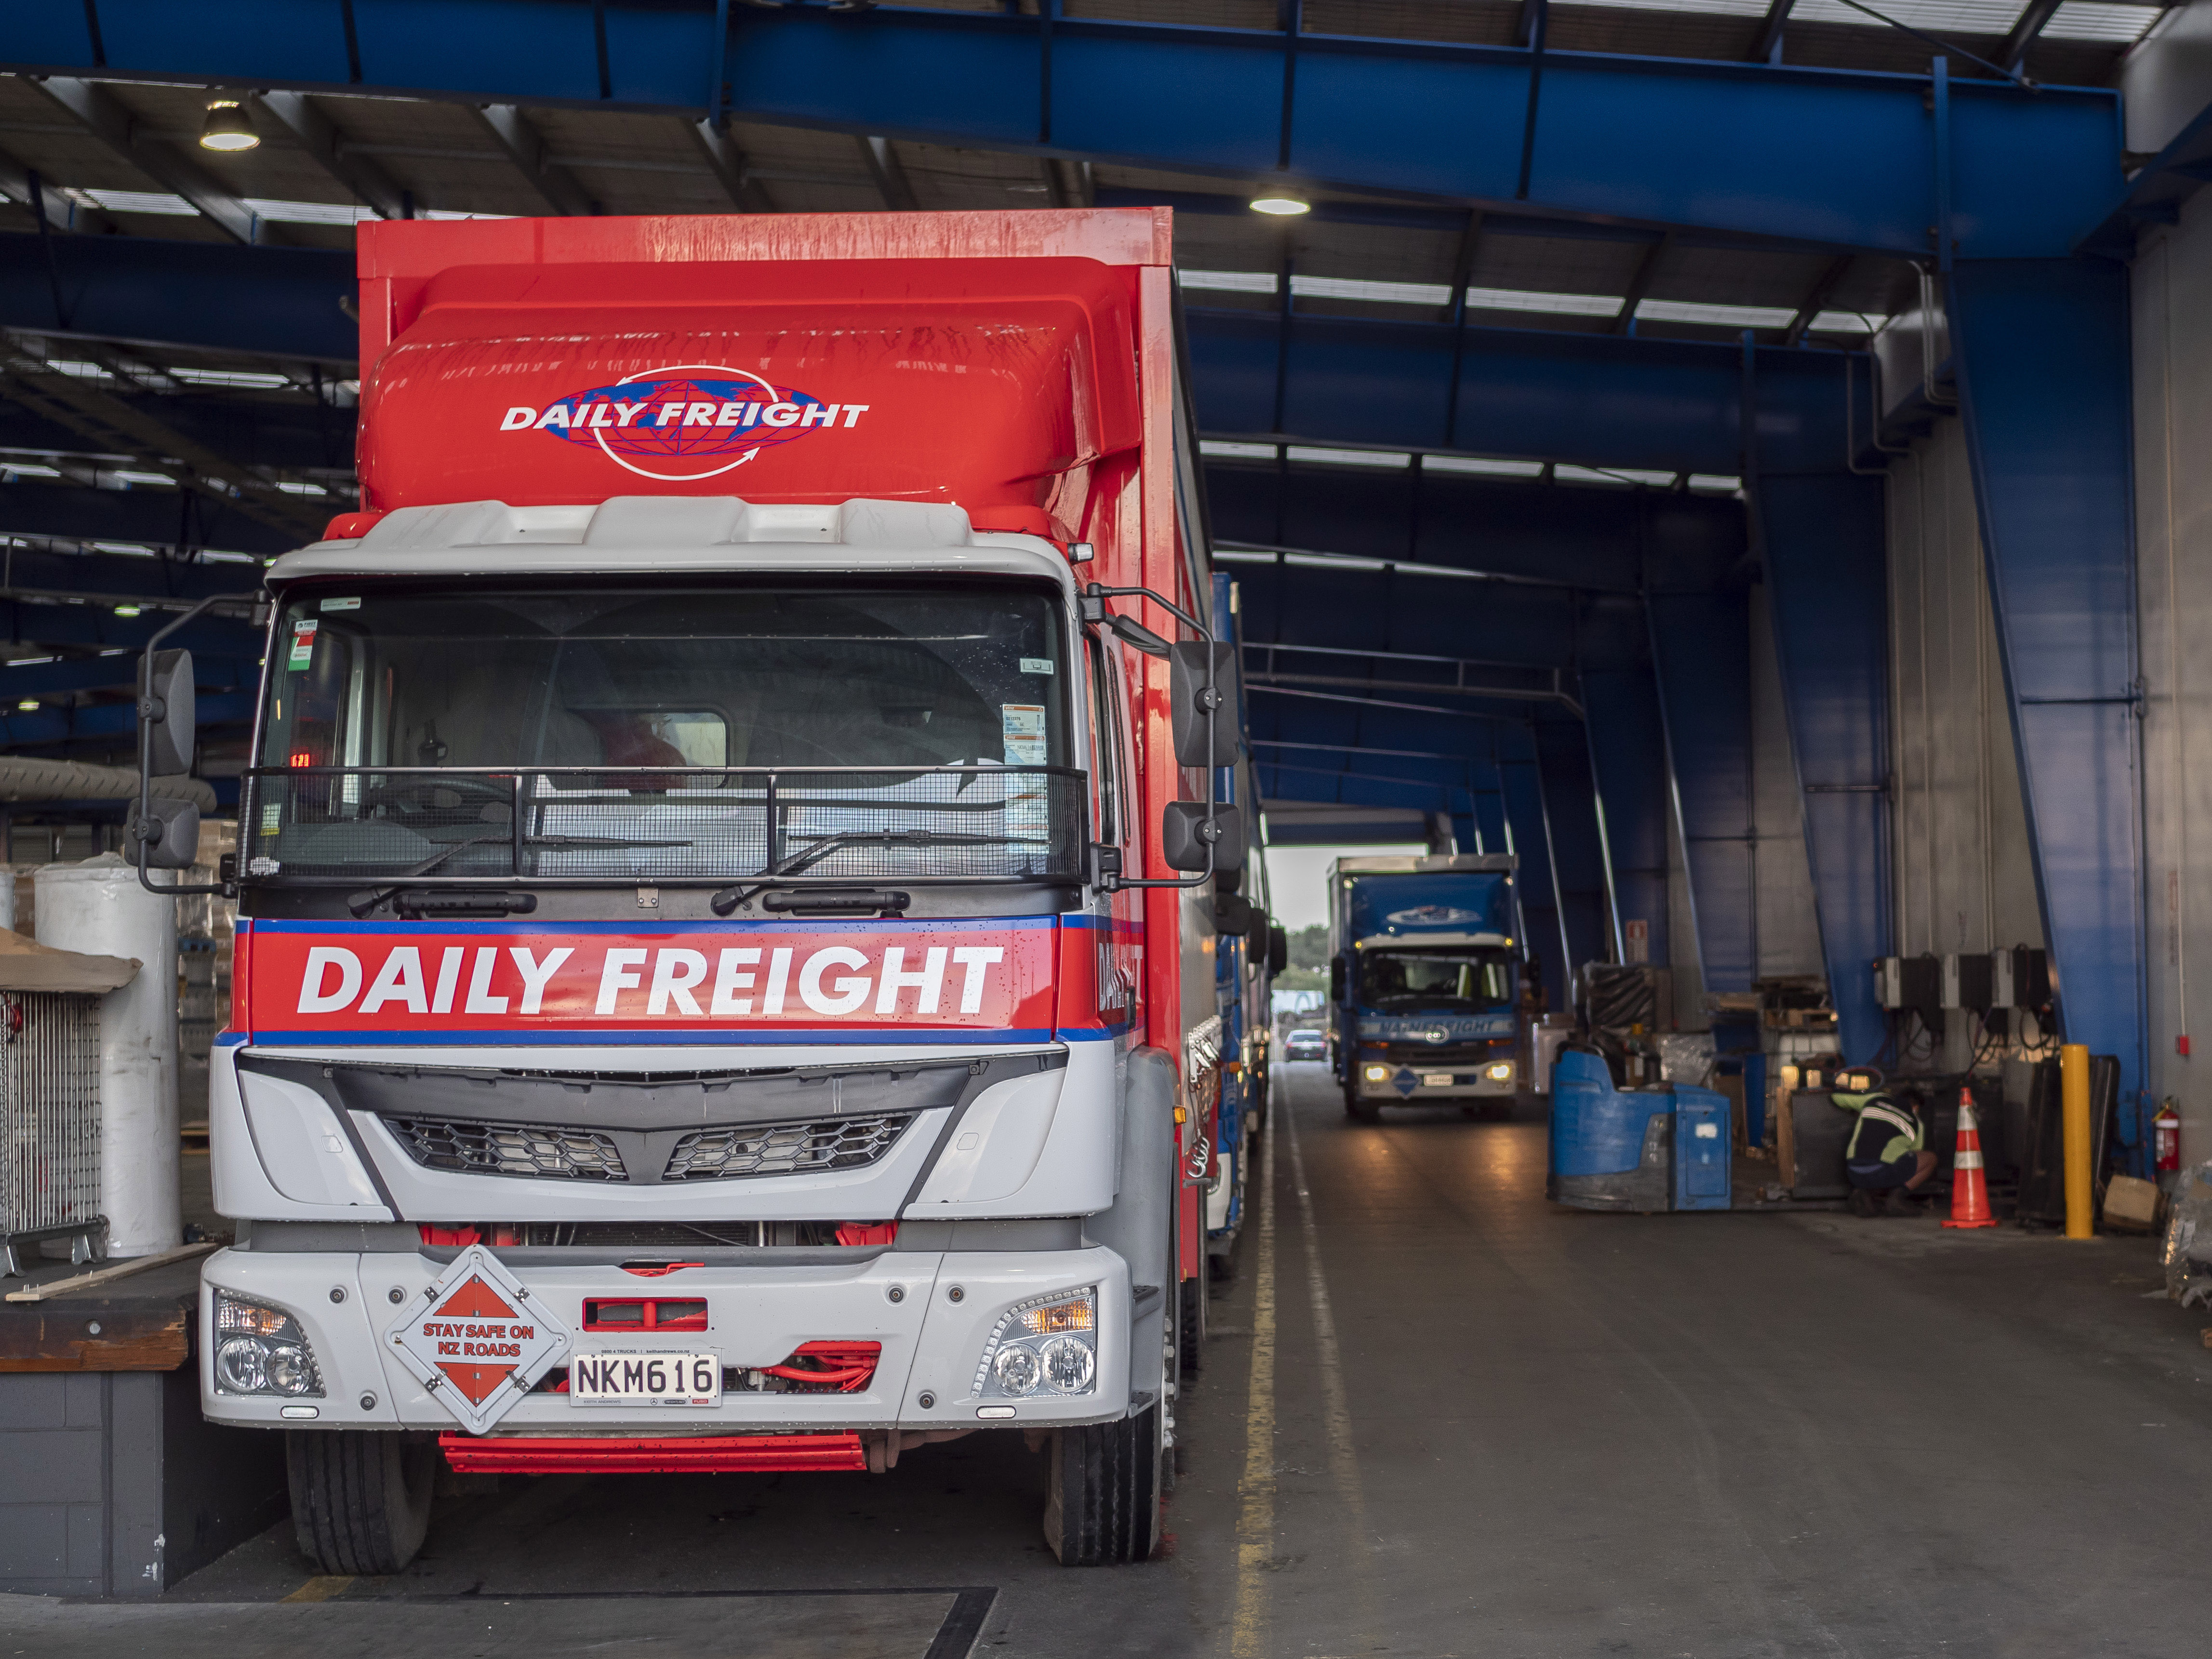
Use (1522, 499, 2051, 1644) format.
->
(386, 1246, 569, 1433)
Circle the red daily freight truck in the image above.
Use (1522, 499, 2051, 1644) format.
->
(132, 211, 1246, 1571)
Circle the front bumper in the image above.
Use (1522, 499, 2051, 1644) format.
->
(201, 1242, 1130, 1435)
(1350, 1059, 1518, 1100)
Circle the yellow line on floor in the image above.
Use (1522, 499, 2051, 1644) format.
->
(1284, 1100, 1373, 1630)
(1229, 1090, 1279, 1659)
(281, 1575, 355, 1603)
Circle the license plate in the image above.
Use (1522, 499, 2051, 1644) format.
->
(1423, 1072, 1455, 1088)
(569, 1352, 722, 1406)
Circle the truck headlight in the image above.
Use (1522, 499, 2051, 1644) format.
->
(1362, 1064, 1390, 1082)
(1487, 1062, 1514, 1081)
(212, 1290, 325, 1399)
(975, 1287, 1096, 1400)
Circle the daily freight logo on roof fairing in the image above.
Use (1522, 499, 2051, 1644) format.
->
(497, 363, 871, 483)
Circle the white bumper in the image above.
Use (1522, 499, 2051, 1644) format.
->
(201, 1241, 1131, 1434)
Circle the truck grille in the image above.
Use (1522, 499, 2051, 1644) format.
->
(384, 1116, 628, 1181)
(663, 1114, 916, 1181)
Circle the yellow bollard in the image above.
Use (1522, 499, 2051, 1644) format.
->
(2061, 1044, 2092, 1239)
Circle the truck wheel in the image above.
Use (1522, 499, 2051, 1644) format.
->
(1344, 1081, 1382, 1123)
(1042, 1403, 1164, 1565)
(287, 1430, 436, 1575)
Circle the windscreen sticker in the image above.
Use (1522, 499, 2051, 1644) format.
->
(320, 596, 361, 612)
(1000, 704, 1048, 767)
(286, 618, 318, 671)
(1019, 657, 1054, 677)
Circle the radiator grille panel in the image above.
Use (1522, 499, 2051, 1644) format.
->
(384, 1116, 627, 1181)
(664, 1115, 916, 1181)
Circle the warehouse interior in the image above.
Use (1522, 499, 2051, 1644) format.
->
(5, 1, 2212, 1653)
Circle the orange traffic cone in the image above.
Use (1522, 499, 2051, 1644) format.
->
(1943, 1088, 2000, 1229)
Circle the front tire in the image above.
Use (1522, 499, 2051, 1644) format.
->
(287, 1430, 436, 1575)
(1344, 1080, 1382, 1123)
(1042, 1404, 1165, 1566)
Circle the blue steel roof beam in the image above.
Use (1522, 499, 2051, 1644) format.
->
(0, 232, 355, 363)
(0, 651, 255, 699)
(0, 544, 271, 608)
(0, 4, 2126, 259)
(0, 598, 262, 658)
(0, 689, 256, 749)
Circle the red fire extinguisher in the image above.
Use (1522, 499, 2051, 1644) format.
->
(2155, 1101, 2182, 1173)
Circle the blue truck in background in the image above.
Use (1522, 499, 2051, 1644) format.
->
(1328, 854, 1526, 1122)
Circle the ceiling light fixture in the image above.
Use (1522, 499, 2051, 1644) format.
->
(15, 699, 38, 713)
(199, 98, 259, 152)
(113, 605, 142, 618)
(1249, 196, 1311, 216)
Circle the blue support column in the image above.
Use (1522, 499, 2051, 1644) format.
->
(1646, 588, 1757, 995)
(1947, 256, 2147, 1168)
(1496, 725, 1572, 1013)
(1581, 665, 1672, 969)
(1757, 473, 1892, 1063)
(1533, 714, 1617, 980)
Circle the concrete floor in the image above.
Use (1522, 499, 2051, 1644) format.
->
(10, 1062, 2212, 1657)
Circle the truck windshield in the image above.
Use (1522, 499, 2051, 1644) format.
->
(1359, 951, 1514, 1012)
(246, 582, 1080, 886)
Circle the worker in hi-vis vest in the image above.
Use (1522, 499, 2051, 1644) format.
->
(1835, 1075, 1938, 1217)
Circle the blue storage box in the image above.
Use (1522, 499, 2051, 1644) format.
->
(1547, 1049, 1732, 1212)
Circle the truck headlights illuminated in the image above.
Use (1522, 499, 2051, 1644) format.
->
(212, 1290, 325, 1399)
(1487, 1062, 1514, 1082)
(1362, 1064, 1390, 1083)
(975, 1287, 1097, 1400)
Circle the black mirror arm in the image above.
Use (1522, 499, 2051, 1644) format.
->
(135, 590, 260, 899)
(1081, 582, 1223, 892)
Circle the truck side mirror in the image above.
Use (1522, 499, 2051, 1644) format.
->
(126, 796, 202, 871)
(1267, 921, 1288, 977)
(1330, 954, 1347, 1002)
(141, 648, 197, 778)
(1245, 905, 1269, 962)
(1160, 802, 1243, 873)
(1168, 642, 1239, 769)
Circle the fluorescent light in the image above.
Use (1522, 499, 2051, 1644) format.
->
(1292, 274, 1452, 307)
(1465, 286, 1624, 319)
(169, 367, 293, 389)
(1284, 446, 1412, 469)
(45, 361, 112, 381)
(91, 542, 156, 557)
(77, 187, 198, 216)
(1423, 455, 1546, 478)
(1200, 440, 1279, 459)
(15, 699, 38, 712)
(113, 605, 142, 617)
(1638, 298, 1798, 330)
(2043, 2, 2162, 40)
(245, 197, 375, 226)
(1, 463, 61, 479)
(110, 470, 175, 488)
(1553, 465, 1637, 490)
(6, 656, 57, 668)
(276, 480, 329, 496)
(200, 549, 261, 564)
(422, 208, 516, 221)
(1688, 474, 1744, 494)
(1182, 269, 1279, 294)
(1250, 197, 1311, 216)
(1809, 311, 1883, 334)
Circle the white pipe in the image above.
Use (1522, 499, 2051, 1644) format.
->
(35, 853, 180, 1257)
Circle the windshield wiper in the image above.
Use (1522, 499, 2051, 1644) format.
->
(346, 832, 694, 916)
(710, 828, 1039, 916)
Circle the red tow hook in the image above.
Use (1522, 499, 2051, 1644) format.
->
(618, 1260, 704, 1277)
